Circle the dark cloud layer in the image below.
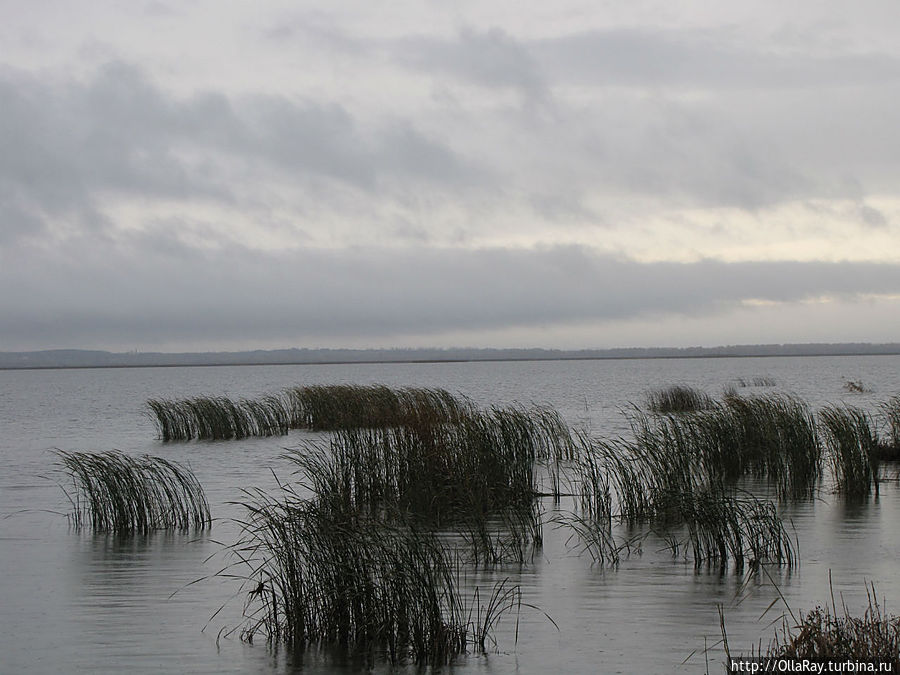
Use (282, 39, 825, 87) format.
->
(2, 242, 898, 349)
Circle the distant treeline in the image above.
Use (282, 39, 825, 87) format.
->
(3, 343, 900, 370)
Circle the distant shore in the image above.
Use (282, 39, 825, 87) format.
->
(2, 343, 900, 371)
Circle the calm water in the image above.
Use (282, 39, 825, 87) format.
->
(1, 355, 898, 673)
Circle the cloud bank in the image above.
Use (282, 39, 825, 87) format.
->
(1, 2, 899, 350)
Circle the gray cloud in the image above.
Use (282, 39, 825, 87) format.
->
(393, 27, 547, 102)
(2, 241, 899, 349)
(532, 28, 900, 89)
(0, 62, 478, 246)
(2, 6, 900, 351)
(380, 24, 900, 208)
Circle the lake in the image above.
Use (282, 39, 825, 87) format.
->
(1, 355, 898, 673)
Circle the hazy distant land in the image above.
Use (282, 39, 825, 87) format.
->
(2, 343, 900, 370)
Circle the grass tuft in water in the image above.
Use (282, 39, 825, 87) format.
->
(720, 393, 822, 499)
(280, 404, 571, 563)
(226, 483, 526, 665)
(843, 380, 869, 393)
(878, 395, 900, 461)
(288, 403, 572, 519)
(734, 376, 776, 388)
(285, 384, 471, 431)
(569, 426, 796, 570)
(147, 395, 291, 441)
(820, 406, 879, 496)
(621, 394, 820, 501)
(646, 385, 716, 413)
(55, 450, 210, 533)
(458, 502, 544, 567)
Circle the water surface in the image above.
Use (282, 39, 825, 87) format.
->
(1, 355, 897, 673)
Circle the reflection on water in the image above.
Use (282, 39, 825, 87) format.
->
(71, 531, 198, 605)
(63, 532, 219, 674)
(1, 356, 900, 672)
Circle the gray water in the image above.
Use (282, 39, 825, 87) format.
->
(1, 355, 898, 673)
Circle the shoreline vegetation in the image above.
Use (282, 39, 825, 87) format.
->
(5, 342, 900, 370)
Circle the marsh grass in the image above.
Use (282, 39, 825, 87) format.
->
(658, 488, 795, 569)
(646, 385, 715, 413)
(844, 380, 869, 394)
(720, 394, 821, 499)
(225, 483, 527, 665)
(287, 404, 572, 520)
(626, 394, 820, 501)
(147, 395, 291, 441)
(55, 450, 210, 533)
(878, 396, 900, 461)
(569, 429, 796, 570)
(552, 510, 644, 567)
(820, 406, 879, 496)
(147, 386, 472, 441)
(285, 384, 471, 431)
(761, 585, 900, 664)
(565, 396, 810, 568)
(457, 501, 544, 566)
(279, 404, 571, 564)
(734, 376, 777, 388)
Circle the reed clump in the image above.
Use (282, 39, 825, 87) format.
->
(629, 394, 820, 501)
(147, 385, 469, 441)
(566, 395, 814, 566)
(820, 406, 879, 496)
(570, 427, 796, 570)
(147, 395, 291, 441)
(734, 376, 776, 388)
(55, 450, 210, 533)
(646, 385, 715, 413)
(458, 502, 544, 566)
(284, 384, 471, 431)
(228, 483, 524, 665)
(720, 393, 821, 499)
(761, 587, 900, 665)
(844, 380, 869, 393)
(877, 396, 900, 461)
(289, 404, 572, 520)
(282, 404, 573, 563)
(659, 487, 794, 568)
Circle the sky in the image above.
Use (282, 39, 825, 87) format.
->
(2, 1, 900, 352)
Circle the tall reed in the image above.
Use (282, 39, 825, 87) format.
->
(55, 450, 210, 533)
(820, 406, 879, 496)
(227, 483, 523, 664)
(288, 404, 572, 518)
(458, 502, 544, 566)
(879, 396, 900, 460)
(646, 385, 715, 413)
(734, 376, 776, 388)
(628, 394, 820, 501)
(281, 403, 572, 563)
(284, 384, 472, 431)
(568, 419, 796, 569)
(720, 393, 821, 499)
(147, 395, 291, 441)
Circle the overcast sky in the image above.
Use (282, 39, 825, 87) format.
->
(2, 1, 900, 352)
